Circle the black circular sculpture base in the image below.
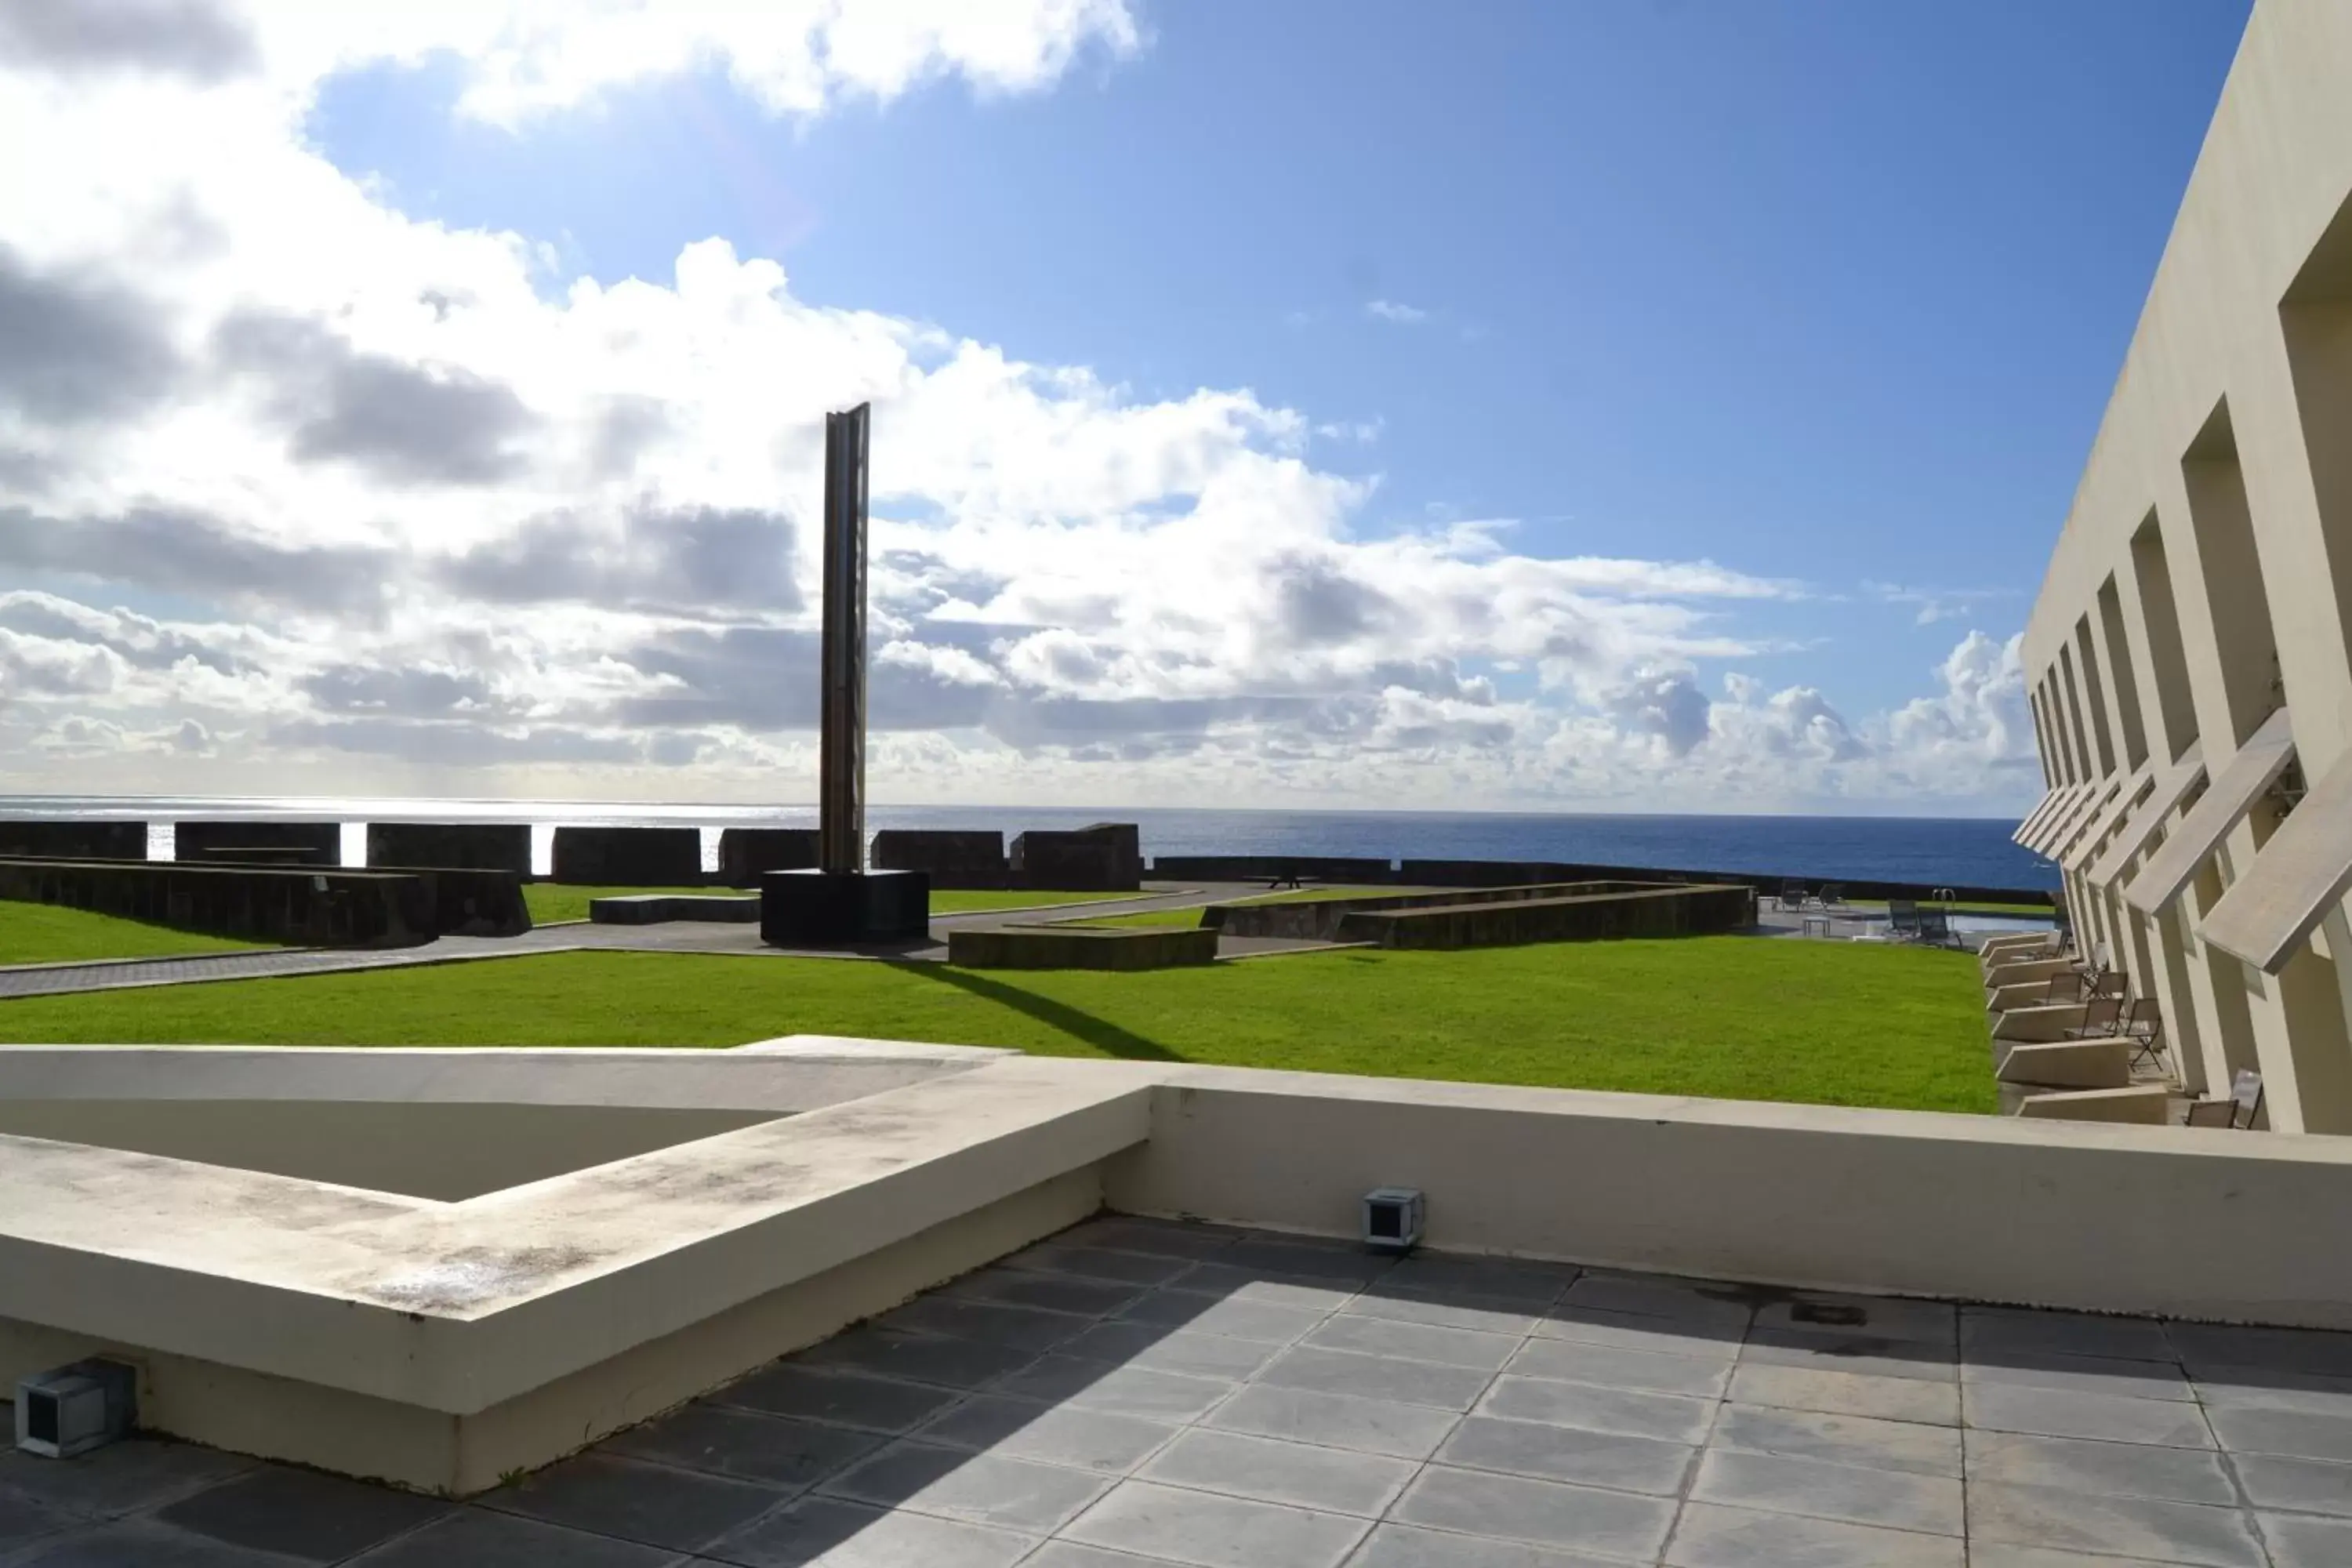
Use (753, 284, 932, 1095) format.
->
(760, 869, 931, 946)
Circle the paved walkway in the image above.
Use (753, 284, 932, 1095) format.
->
(4, 1216, 2348, 1565)
(0, 884, 1312, 1000)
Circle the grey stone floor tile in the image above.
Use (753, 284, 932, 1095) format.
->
(0, 1494, 76, 1558)
(1061, 1479, 1370, 1568)
(1962, 1429, 2234, 1504)
(1962, 1382, 2214, 1447)
(1301, 1314, 1520, 1372)
(1374, 1256, 1577, 1306)
(797, 1328, 1039, 1390)
(1204, 1384, 1460, 1461)
(0, 1439, 256, 1520)
(2194, 1367, 2352, 1414)
(1477, 1374, 1715, 1444)
(876, 1297, 1092, 1352)
(1661, 1501, 1962, 1566)
(989, 1358, 1236, 1422)
(1218, 1240, 1396, 1285)
(818, 1443, 1109, 1532)
(1056, 1323, 1279, 1381)
(2233, 1451, 2352, 1515)
(944, 1269, 1148, 1318)
(1964, 1548, 2184, 1568)
(1341, 1522, 1628, 1567)
(1341, 1290, 1541, 1338)
(715, 1367, 960, 1432)
(2263, 1511, 2352, 1568)
(1961, 1349, 2194, 1403)
(2167, 1322, 2352, 1380)
(344, 1508, 686, 1565)
(1710, 1403, 1962, 1478)
(1054, 1218, 1247, 1261)
(1528, 1306, 1743, 1359)
(481, 1455, 780, 1553)
(1018, 1544, 1174, 1568)
(703, 1495, 1036, 1567)
(1506, 1338, 1731, 1398)
(1006, 1243, 1202, 1287)
(0, 1519, 313, 1566)
(1389, 1465, 1675, 1559)
(1691, 1447, 1962, 1535)
(1555, 1273, 1754, 1331)
(1965, 1479, 2264, 1567)
(1740, 1327, 1955, 1383)
(605, 1406, 884, 1490)
(1256, 1345, 1494, 1411)
(1749, 1293, 1955, 1345)
(1140, 1428, 1415, 1516)
(1727, 1363, 1959, 1425)
(1119, 1290, 1331, 1344)
(913, 1396, 1178, 1474)
(154, 1466, 452, 1563)
(1435, 1414, 1693, 1495)
(1166, 1269, 1361, 1312)
(1958, 1308, 2175, 1365)
(2205, 1399, 2352, 1461)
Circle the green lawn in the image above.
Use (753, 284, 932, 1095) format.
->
(2, 904, 271, 965)
(0, 937, 1995, 1114)
(523, 885, 1142, 924)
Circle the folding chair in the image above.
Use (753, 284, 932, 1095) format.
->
(2185, 1070, 2263, 1129)
(2118, 998, 2166, 1073)
(2063, 992, 2126, 1040)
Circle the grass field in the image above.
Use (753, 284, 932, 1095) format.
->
(1, 905, 270, 966)
(0, 936, 1996, 1113)
(521, 885, 1144, 924)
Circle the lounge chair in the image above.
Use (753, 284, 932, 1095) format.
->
(1916, 906, 1958, 947)
(1777, 881, 1806, 912)
(1887, 898, 1922, 940)
(1817, 883, 1847, 913)
(2186, 1070, 2263, 1129)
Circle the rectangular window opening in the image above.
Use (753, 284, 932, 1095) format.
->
(2180, 400, 2282, 749)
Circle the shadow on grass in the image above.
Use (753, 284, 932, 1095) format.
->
(895, 962, 1182, 1062)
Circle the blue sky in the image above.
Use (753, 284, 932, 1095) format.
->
(310, 0, 2247, 720)
(0, 1, 2256, 810)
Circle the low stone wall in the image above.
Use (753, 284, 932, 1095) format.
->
(0, 822, 145, 861)
(590, 894, 759, 925)
(1150, 855, 1397, 884)
(550, 826, 702, 885)
(1209, 881, 1639, 941)
(0, 857, 434, 947)
(716, 829, 819, 887)
(1011, 823, 1142, 891)
(870, 829, 1007, 889)
(1335, 882, 1754, 949)
(948, 924, 1216, 970)
(416, 869, 532, 937)
(367, 823, 532, 876)
(176, 821, 340, 866)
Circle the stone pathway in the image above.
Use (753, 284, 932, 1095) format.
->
(5, 1216, 2350, 1564)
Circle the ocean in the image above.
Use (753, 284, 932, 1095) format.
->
(0, 796, 2056, 891)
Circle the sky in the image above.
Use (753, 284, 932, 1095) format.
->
(0, 0, 2254, 815)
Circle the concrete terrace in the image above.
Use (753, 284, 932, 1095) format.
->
(5, 1215, 2352, 1566)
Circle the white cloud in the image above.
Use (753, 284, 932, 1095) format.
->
(1365, 299, 1428, 325)
(0, 1, 2037, 812)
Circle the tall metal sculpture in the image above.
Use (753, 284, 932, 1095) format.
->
(816, 402, 869, 877)
(760, 402, 931, 945)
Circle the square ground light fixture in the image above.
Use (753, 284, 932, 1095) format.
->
(16, 1359, 136, 1459)
(1363, 1186, 1425, 1252)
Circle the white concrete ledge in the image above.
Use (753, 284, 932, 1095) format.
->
(1997, 1039, 2132, 1089)
(2016, 1086, 2174, 1125)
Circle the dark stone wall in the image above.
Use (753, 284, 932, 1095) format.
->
(1139, 852, 2045, 908)
(176, 821, 340, 866)
(717, 829, 820, 887)
(549, 826, 702, 885)
(1151, 855, 1397, 885)
(0, 822, 147, 861)
(0, 857, 434, 947)
(1209, 881, 1640, 941)
(947, 924, 1215, 970)
(1335, 883, 1755, 949)
(1011, 823, 1142, 891)
(414, 869, 532, 937)
(871, 829, 1007, 889)
(368, 823, 532, 876)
